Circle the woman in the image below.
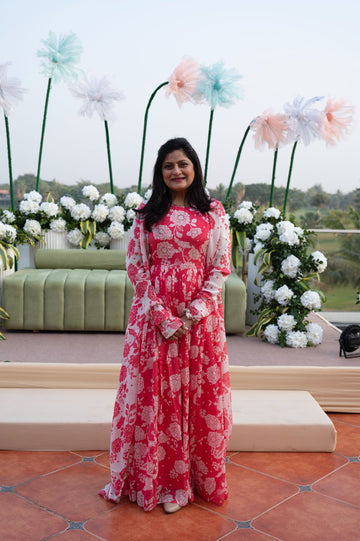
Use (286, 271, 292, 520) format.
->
(100, 137, 232, 513)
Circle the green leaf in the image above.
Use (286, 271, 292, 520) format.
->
(0, 245, 9, 270)
(0, 307, 10, 320)
(238, 230, 246, 253)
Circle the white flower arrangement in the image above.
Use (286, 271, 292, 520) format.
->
(108, 205, 126, 222)
(40, 202, 59, 218)
(100, 193, 117, 207)
(50, 218, 67, 233)
(24, 190, 42, 203)
(0, 222, 17, 244)
(108, 221, 125, 239)
(67, 228, 84, 246)
(124, 192, 143, 209)
(60, 196, 76, 210)
(23, 219, 41, 237)
(19, 199, 40, 215)
(2, 210, 16, 224)
(71, 203, 91, 221)
(92, 204, 109, 223)
(82, 184, 100, 201)
(94, 231, 110, 247)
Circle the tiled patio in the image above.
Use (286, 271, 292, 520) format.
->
(1, 413, 359, 541)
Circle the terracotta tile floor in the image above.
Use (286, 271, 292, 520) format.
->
(0, 413, 359, 541)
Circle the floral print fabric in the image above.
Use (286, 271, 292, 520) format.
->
(99, 200, 232, 511)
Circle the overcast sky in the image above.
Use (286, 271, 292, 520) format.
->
(1, 0, 359, 196)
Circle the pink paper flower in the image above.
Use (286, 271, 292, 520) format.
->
(166, 57, 200, 107)
(321, 97, 355, 146)
(251, 110, 289, 150)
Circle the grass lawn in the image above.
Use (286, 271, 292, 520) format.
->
(322, 284, 359, 311)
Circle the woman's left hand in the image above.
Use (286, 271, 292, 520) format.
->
(170, 316, 193, 340)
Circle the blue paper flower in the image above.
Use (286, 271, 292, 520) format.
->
(195, 61, 242, 109)
(37, 31, 82, 83)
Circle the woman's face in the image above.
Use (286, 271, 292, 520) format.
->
(161, 149, 195, 197)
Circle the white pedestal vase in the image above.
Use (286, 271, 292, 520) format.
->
(246, 253, 263, 326)
(110, 231, 130, 251)
(39, 231, 70, 249)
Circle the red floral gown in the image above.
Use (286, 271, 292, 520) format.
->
(100, 200, 232, 511)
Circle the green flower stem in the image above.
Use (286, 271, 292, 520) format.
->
(269, 147, 278, 207)
(36, 77, 52, 192)
(104, 120, 114, 194)
(283, 140, 298, 215)
(137, 81, 169, 194)
(225, 124, 251, 201)
(4, 115, 14, 210)
(204, 108, 214, 185)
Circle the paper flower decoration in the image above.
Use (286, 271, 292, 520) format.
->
(165, 56, 200, 107)
(284, 95, 323, 147)
(35, 31, 83, 191)
(0, 63, 26, 210)
(251, 111, 289, 150)
(321, 97, 355, 146)
(37, 31, 83, 83)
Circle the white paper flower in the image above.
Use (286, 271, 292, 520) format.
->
(24, 190, 42, 203)
(100, 193, 117, 207)
(311, 251, 327, 273)
(108, 221, 125, 239)
(255, 223, 273, 242)
(263, 324, 279, 344)
(234, 207, 253, 225)
(124, 192, 143, 209)
(284, 95, 323, 146)
(286, 331, 308, 348)
(37, 31, 82, 83)
(23, 219, 41, 236)
(2, 210, 16, 224)
(306, 322, 323, 346)
(82, 184, 99, 201)
(40, 202, 59, 217)
(19, 199, 40, 215)
(261, 280, 275, 302)
(50, 218, 67, 233)
(92, 204, 109, 223)
(300, 290, 321, 310)
(94, 231, 110, 246)
(281, 255, 301, 278)
(263, 207, 281, 219)
(70, 74, 125, 121)
(67, 228, 84, 246)
(277, 314, 296, 331)
(109, 205, 126, 222)
(0, 63, 27, 116)
(71, 203, 91, 221)
(60, 196, 76, 210)
(274, 285, 294, 306)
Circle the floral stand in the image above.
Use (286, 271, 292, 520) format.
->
(39, 231, 70, 250)
(110, 231, 130, 252)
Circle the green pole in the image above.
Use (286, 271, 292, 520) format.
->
(283, 141, 298, 215)
(269, 147, 278, 207)
(36, 77, 52, 191)
(104, 120, 114, 194)
(203, 108, 214, 185)
(225, 124, 251, 201)
(137, 81, 169, 194)
(4, 115, 14, 210)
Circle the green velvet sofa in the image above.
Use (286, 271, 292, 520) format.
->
(2, 249, 246, 333)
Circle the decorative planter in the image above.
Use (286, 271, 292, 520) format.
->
(110, 231, 130, 251)
(39, 231, 70, 250)
(246, 253, 262, 326)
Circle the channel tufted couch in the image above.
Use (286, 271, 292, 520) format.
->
(2, 249, 246, 333)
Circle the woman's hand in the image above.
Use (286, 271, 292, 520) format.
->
(169, 316, 194, 340)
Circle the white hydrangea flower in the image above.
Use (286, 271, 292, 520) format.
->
(67, 228, 84, 246)
(94, 231, 110, 246)
(261, 280, 275, 302)
(24, 190, 42, 203)
(108, 221, 125, 239)
(60, 196, 76, 210)
(82, 184, 100, 201)
(254, 222, 273, 242)
(0, 223, 16, 243)
(263, 324, 279, 344)
(109, 205, 126, 222)
(306, 322, 323, 346)
(19, 199, 40, 215)
(126, 209, 136, 221)
(71, 203, 91, 221)
(239, 200, 253, 210)
(23, 219, 41, 236)
(277, 314, 296, 331)
(144, 188, 152, 200)
(50, 218, 67, 233)
(40, 201, 59, 217)
(2, 210, 16, 223)
(274, 285, 294, 306)
(124, 192, 143, 208)
(234, 207, 253, 225)
(294, 226, 304, 238)
(311, 250, 327, 273)
(279, 229, 300, 246)
(253, 242, 264, 254)
(300, 290, 321, 310)
(276, 220, 294, 235)
(92, 203, 109, 223)
(238, 237, 253, 255)
(281, 254, 301, 278)
(263, 207, 281, 219)
(286, 331, 308, 348)
(100, 193, 117, 207)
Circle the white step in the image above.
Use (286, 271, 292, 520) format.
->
(0, 389, 336, 452)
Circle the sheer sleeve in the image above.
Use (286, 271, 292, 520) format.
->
(126, 214, 184, 339)
(185, 201, 231, 322)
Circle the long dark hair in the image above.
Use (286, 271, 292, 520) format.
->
(137, 138, 212, 231)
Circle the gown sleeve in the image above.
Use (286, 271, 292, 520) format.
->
(185, 201, 231, 322)
(126, 213, 184, 339)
